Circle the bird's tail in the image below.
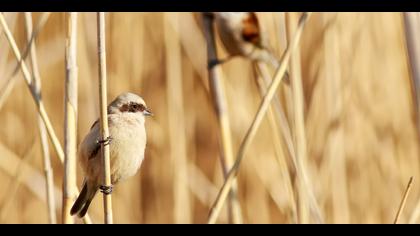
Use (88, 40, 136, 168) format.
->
(70, 180, 98, 218)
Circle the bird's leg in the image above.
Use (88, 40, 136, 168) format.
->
(100, 185, 113, 195)
(208, 56, 235, 69)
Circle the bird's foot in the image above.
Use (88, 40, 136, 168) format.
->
(208, 57, 233, 70)
(208, 59, 221, 69)
(100, 185, 113, 195)
(97, 136, 113, 146)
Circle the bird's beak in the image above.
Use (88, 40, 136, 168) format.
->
(143, 108, 153, 117)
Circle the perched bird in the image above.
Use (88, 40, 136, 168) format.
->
(213, 12, 279, 68)
(71, 92, 152, 218)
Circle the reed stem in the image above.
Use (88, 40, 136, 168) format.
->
(207, 12, 311, 224)
(62, 12, 78, 224)
(0, 13, 50, 111)
(253, 62, 298, 223)
(202, 12, 243, 224)
(97, 12, 113, 224)
(0, 12, 92, 224)
(24, 11, 57, 225)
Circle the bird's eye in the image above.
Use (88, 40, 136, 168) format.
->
(138, 104, 145, 112)
(126, 103, 136, 113)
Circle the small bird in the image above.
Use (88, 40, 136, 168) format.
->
(212, 12, 279, 68)
(71, 92, 152, 218)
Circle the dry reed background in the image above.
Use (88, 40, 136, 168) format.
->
(0, 12, 419, 224)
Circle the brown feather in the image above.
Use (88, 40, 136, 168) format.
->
(241, 13, 261, 47)
(90, 119, 99, 130)
(88, 119, 100, 160)
(89, 143, 100, 160)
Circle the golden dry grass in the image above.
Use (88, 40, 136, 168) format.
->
(0, 12, 419, 224)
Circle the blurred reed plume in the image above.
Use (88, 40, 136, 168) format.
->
(0, 12, 419, 224)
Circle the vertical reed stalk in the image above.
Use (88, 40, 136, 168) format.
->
(253, 62, 297, 222)
(163, 12, 192, 223)
(207, 12, 311, 224)
(24, 12, 57, 224)
(202, 13, 243, 224)
(97, 12, 113, 224)
(285, 12, 324, 224)
(255, 62, 297, 167)
(277, 12, 295, 130)
(285, 12, 310, 224)
(403, 13, 420, 224)
(403, 13, 420, 142)
(262, 18, 298, 212)
(62, 12, 78, 224)
(0, 12, 91, 224)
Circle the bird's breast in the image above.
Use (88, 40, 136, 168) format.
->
(108, 116, 147, 183)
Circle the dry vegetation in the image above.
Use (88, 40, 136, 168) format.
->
(0, 12, 419, 224)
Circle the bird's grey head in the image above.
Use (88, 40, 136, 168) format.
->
(213, 12, 251, 21)
(108, 92, 153, 117)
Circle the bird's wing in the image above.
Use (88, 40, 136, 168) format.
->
(90, 119, 99, 130)
(88, 143, 101, 160)
(88, 119, 101, 160)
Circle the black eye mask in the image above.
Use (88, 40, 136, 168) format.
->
(119, 102, 146, 113)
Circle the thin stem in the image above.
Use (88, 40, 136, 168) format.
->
(0, 12, 92, 224)
(255, 63, 297, 168)
(0, 12, 49, 111)
(97, 12, 113, 224)
(202, 12, 243, 223)
(394, 177, 414, 224)
(207, 12, 311, 224)
(13, 12, 51, 76)
(285, 12, 323, 224)
(62, 12, 78, 224)
(24, 11, 57, 225)
(403, 13, 420, 147)
(0, 13, 64, 163)
(404, 13, 420, 224)
(253, 62, 298, 223)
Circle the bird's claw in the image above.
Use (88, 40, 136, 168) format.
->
(97, 136, 113, 146)
(100, 185, 113, 195)
(208, 57, 233, 70)
(208, 59, 220, 69)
